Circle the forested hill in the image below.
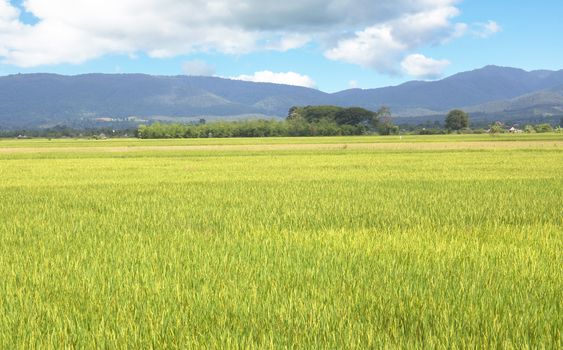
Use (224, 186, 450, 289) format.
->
(1, 65, 562, 129)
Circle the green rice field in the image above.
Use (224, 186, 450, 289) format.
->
(0, 134, 561, 348)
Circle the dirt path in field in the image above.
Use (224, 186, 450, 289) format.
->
(0, 140, 561, 154)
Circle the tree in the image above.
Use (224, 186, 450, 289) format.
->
(524, 125, 535, 133)
(445, 109, 469, 131)
(375, 107, 398, 135)
(287, 106, 342, 123)
(378, 121, 399, 135)
(334, 107, 377, 126)
(286, 105, 383, 129)
(489, 122, 503, 136)
(534, 123, 553, 133)
(372, 107, 390, 129)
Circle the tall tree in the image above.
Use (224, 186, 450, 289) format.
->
(445, 110, 469, 131)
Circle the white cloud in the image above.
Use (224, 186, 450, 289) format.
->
(182, 60, 216, 76)
(0, 0, 494, 73)
(231, 71, 316, 88)
(348, 80, 359, 89)
(0, 0, 19, 21)
(448, 22, 469, 40)
(401, 54, 450, 79)
(267, 34, 311, 51)
(325, 6, 460, 74)
(473, 20, 502, 38)
(325, 25, 406, 74)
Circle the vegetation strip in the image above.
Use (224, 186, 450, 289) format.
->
(0, 140, 561, 154)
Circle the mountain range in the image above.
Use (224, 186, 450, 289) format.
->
(1, 65, 562, 129)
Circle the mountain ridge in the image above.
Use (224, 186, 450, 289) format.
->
(1, 65, 562, 129)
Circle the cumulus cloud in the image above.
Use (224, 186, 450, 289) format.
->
(401, 54, 450, 79)
(348, 80, 359, 89)
(0, 0, 495, 73)
(231, 71, 316, 88)
(448, 23, 469, 41)
(325, 26, 406, 74)
(0, 0, 19, 21)
(182, 60, 216, 76)
(473, 20, 502, 38)
(325, 6, 460, 73)
(266, 34, 311, 51)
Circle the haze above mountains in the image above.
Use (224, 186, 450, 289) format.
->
(1, 65, 562, 129)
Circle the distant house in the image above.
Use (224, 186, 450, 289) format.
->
(508, 127, 523, 133)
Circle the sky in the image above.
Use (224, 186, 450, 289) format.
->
(0, 0, 561, 92)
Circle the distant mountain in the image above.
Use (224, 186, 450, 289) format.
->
(332, 66, 563, 115)
(1, 65, 562, 129)
(0, 74, 331, 128)
(464, 85, 563, 115)
(394, 85, 563, 126)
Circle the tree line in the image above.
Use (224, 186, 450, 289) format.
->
(137, 106, 399, 139)
(0, 126, 134, 139)
(2, 108, 559, 139)
(439, 109, 559, 134)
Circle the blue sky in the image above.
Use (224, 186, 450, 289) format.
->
(1, 0, 561, 92)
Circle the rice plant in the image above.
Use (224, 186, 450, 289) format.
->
(0, 135, 561, 348)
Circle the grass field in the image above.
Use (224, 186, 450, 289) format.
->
(0, 132, 560, 148)
(0, 134, 561, 348)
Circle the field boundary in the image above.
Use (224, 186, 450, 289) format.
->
(0, 140, 561, 153)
